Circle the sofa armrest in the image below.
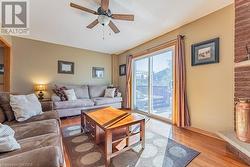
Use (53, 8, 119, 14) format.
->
(51, 94, 61, 102)
(0, 146, 62, 167)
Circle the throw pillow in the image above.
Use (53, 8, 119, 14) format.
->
(65, 85, 90, 99)
(0, 93, 15, 121)
(10, 94, 43, 122)
(104, 88, 116, 98)
(107, 86, 119, 97)
(52, 85, 68, 101)
(64, 89, 77, 101)
(0, 123, 20, 152)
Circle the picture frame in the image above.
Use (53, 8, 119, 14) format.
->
(119, 64, 126, 76)
(58, 61, 74, 74)
(92, 67, 104, 79)
(0, 64, 4, 74)
(191, 38, 219, 66)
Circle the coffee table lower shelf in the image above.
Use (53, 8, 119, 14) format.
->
(81, 110, 145, 167)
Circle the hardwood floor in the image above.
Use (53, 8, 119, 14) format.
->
(61, 116, 248, 167)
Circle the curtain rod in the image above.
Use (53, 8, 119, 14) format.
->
(132, 37, 180, 58)
(128, 35, 185, 58)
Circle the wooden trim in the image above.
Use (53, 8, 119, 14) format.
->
(0, 37, 11, 47)
(3, 47, 10, 91)
(184, 127, 223, 141)
(132, 39, 177, 58)
(0, 37, 11, 92)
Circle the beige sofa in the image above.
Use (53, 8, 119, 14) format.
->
(52, 84, 122, 118)
(0, 93, 64, 167)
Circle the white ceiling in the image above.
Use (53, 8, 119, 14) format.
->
(23, 0, 233, 54)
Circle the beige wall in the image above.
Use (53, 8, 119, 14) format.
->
(111, 54, 119, 87)
(10, 37, 112, 96)
(117, 5, 234, 133)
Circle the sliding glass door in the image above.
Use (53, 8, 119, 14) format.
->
(134, 58, 149, 113)
(133, 47, 174, 121)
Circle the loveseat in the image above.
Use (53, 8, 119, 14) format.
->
(0, 93, 64, 167)
(52, 84, 122, 118)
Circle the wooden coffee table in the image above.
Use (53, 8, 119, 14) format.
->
(81, 107, 145, 167)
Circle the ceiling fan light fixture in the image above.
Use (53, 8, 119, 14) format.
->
(98, 15, 111, 26)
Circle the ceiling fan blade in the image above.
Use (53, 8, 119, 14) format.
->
(101, 0, 109, 11)
(109, 21, 120, 34)
(112, 14, 134, 21)
(87, 19, 99, 29)
(70, 2, 98, 15)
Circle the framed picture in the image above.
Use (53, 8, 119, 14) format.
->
(58, 61, 74, 74)
(0, 64, 4, 74)
(119, 64, 126, 76)
(191, 38, 219, 66)
(92, 67, 104, 78)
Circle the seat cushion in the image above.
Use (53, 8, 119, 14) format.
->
(0, 133, 61, 159)
(53, 99, 94, 110)
(10, 119, 59, 140)
(92, 97, 122, 106)
(0, 146, 62, 167)
(25, 111, 59, 123)
(88, 85, 107, 98)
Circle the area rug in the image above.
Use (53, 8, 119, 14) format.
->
(62, 124, 200, 167)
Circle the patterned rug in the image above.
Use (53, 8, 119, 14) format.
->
(62, 124, 200, 167)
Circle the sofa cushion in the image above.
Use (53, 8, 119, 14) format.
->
(66, 85, 90, 99)
(4, 111, 60, 126)
(0, 108, 6, 124)
(0, 133, 61, 159)
(53, 99, 94, 110)
(0, 146, 61, 167)
(88, 85, 107, 98)
(24, 111, 59, 123)
(92, 97, 122, 106)
(0, 93, 15, 122)
(10, 119, 59, 140)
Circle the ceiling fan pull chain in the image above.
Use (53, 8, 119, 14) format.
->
(102, 26, 105, 40)
(109, 27, 111, 36)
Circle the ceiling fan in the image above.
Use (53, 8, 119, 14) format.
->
(70, 0, 134, 34)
